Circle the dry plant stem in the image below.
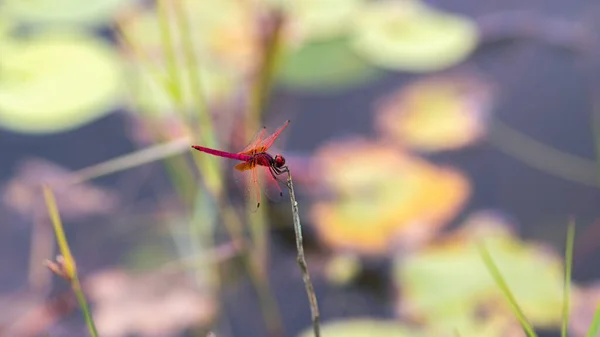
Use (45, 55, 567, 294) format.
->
(285, 169, 321, 337)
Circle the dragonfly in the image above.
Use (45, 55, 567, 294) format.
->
(191, 120, 290, 211)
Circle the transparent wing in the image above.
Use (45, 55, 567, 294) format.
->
(239, 127, 266, 155)
(258, 166, 286, 204)
(233, 161, 261, 213)
(257, 120, 290, 152)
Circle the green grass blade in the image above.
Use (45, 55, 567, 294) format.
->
(477, 241, 538, 337)
(585, 302, 600, 337)
(562, 219, 575, 337)
(43, 186, 75, 278)
(43, 185, 99, 337)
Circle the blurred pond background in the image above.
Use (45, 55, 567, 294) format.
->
(2, 0, 600, 336)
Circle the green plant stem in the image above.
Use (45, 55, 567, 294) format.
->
(171, 0, 209, 136)
(72, 276, 99, 337)
(477, 242, 537, 337)
(562, 219, 575, 337)
(43, 186, 99, 337)
(157, 0, 186, 115)
(586, 302, 600, 337)
(285, 169, 320, 337)
(248, 9, 286, 126)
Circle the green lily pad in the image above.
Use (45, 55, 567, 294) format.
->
(395, 211, 564, 330)
(278, 0, 366, 42)
(2, 0, 136, 26)
(0, 31, 123, 134)
(351, 0, 479, 72)
(277, 37, 382, 93)
(297, 319, 421, 337)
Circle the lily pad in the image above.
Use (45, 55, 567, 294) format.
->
(395, 211, 564, 331)
(375, 72, 495, 152)
(278, 37, 382, 93)
(0, 31, 123, 134)
(350, 0, 479, 72)
(279, 0, 366, 42)
(2, 0, 136, 26)
(309, 138, 470, 255)
(297, 319, 421, 337)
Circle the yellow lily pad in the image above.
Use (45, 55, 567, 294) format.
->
(375, 73, 495, 152)
(2, 0, 136, 26)
(309, 138, 470, 255)
(395, 211, 564, 331)
(0, 31, 123, 134)
(350, 0, 479, 72)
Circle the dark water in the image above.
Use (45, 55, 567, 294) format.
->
(2, 1, 600, 337)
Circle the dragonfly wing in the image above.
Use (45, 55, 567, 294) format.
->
(258, 166, 286, 204)
(239, 127, 266, 155)
(233, 161, 261, 212)
(257, 120, 290, 152)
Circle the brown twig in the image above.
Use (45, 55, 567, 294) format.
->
(284, 168, 321, 337)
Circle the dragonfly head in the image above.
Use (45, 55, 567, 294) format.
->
(273, 154, 286, 168)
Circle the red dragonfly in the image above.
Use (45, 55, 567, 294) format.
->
(191, 120, 290, 211)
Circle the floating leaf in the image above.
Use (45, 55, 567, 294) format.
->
(0, 31, 123, 134)
(350, 0, 479, 72)
(395, 211, 564, 332)
(278, 37, 382, 93)
(2, 0, 136, 26)
(297, 318, 421, 337)
(375, 72, 495, 152)
(309, 138, 470, 255)
(280, 0, 366, 42)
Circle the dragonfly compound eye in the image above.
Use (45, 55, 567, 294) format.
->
(274, 154, 285, 167)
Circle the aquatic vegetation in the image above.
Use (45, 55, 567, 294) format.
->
(395, 212, 565, 333)
(375, 72, 495, 152)
(350, 0, 479, 72)
(310, 138, 470, 255)
(0, 31, 123, 134)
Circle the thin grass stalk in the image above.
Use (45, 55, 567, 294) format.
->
(585, 302, 600, 337)
(66, 138, 190, 185)
(156, 0, 186, 114)
(42, 186, 99, 337)
(247, 9, 286, 127)
(477, 242, 537, 337)
(243, 6, 287, 293)
(171, 0, 209, 137)
(562, 219, 575, 337)
(285, 169, 320, 337)
(120, 1, 284, 334)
